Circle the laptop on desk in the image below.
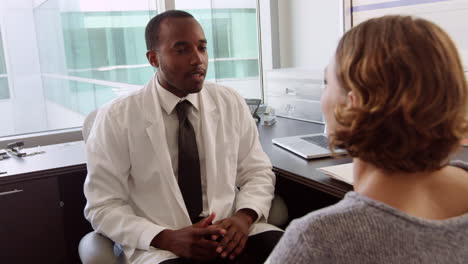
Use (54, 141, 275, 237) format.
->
(272, 133, 346, 159)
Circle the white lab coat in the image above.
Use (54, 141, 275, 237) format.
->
(84, 74, 278, 263)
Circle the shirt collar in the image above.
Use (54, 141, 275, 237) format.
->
(155, 77, 200, 115)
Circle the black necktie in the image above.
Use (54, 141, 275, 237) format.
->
(176, 100, 203, 223)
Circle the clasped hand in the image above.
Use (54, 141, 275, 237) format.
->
(210, 209, 255, 260)
(151, 210, 255, 261)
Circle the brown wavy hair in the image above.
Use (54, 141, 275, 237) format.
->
(331, 15, 468, 172)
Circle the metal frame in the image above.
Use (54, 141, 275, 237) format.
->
(255, 0, 265, 103)
(343, 0, 353, 31)
(0, 17, 13, 102)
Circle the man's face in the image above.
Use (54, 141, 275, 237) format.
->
(147, 17, 208, 98)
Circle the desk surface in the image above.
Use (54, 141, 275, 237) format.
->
(0, 142, 86, 184)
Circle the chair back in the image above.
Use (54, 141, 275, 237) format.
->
(82, 110, 98, 143)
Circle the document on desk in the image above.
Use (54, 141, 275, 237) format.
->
(318, 163, 354, 185)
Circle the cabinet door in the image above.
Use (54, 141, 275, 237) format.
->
(0, 177, 66, 264)
(58, 170, 93, 263)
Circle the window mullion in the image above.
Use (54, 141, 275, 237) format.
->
(157, 0, 175, 12)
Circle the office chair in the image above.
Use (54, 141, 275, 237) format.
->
(78, 109, 289, 264)
(81, 110, 98, 143)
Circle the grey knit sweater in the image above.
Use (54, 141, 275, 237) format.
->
(267, 161, 468, 264)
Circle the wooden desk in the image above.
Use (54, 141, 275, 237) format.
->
(0, 142, 89, 264)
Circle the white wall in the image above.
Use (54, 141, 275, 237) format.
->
(0, 100, 14, 135)
(277, 0, 343, 70)
(217, 79, 261, 99)
(352, 0, 468, 70)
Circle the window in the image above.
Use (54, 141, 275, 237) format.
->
(0, 30, 9, 100)
(35, 1, 157, 127)
(0, 0, 263, 139)
(0, 0, 157, 138)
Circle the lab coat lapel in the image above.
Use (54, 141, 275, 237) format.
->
(143, 76, 190, 221)
(199, 87, 220, 213)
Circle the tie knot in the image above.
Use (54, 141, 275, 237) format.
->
(176, 100, 191, 121)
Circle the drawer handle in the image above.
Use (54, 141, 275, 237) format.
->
(0, 189, 24, 196)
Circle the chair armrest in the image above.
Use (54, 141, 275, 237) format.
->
(79, 231, 118, 264)
(267, 194, 288, 227)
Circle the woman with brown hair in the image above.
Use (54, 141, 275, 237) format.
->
(267, 15, 468, 263)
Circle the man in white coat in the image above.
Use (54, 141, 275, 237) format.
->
(84, 10, 282, 264)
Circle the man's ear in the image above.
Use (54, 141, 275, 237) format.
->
(146, 50, 159, 68)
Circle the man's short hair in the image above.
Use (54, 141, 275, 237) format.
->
(145, 10, 194, 51)
(331, 15, 468, 173)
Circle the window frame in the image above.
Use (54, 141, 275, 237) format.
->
(343, 0, 352, 31)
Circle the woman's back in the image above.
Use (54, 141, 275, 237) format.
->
(353, 161, 468, 221)
(268, 163, 468, 264)
(407, 161, 468, 220)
